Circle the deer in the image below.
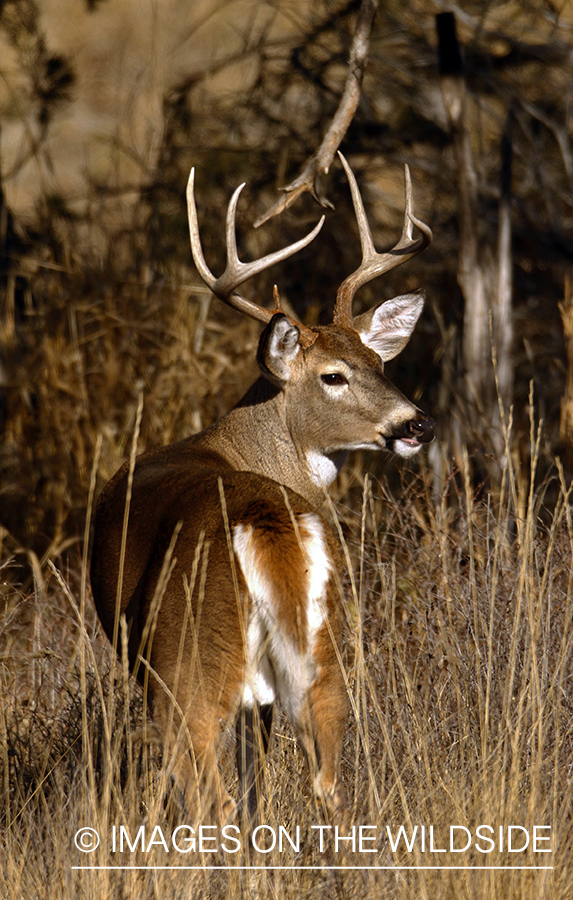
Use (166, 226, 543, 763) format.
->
(90, 152, 435, 829)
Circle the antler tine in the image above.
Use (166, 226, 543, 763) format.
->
(401, 164, 433, 250)
(333, 152, 432, 327)
(337, 151, 377, 265)
(187, 167, 325, 329)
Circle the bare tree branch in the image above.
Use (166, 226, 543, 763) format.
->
(254, 0, 379, 228)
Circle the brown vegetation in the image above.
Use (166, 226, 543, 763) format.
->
(1, 1, 572, 896)
(1, 438, 572, 898)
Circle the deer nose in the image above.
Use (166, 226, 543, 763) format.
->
(406, 416, 435, 443)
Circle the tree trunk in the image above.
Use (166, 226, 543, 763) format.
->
(437, 12, 513, 474)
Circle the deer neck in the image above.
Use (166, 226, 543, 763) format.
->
(196, 377, 337, 509)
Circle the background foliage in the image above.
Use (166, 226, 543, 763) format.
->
(1, 0, 572, 556)
(0, 2, 572, 897)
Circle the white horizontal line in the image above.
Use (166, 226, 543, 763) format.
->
(72, 865, 554, 871)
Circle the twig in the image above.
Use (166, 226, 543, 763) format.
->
(255, 0, 379, 228)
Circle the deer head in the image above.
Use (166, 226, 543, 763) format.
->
(187, 152, 435, 498)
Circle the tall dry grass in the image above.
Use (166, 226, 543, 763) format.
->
(1, 405, 571, 899)
(1, 4, 572, 893)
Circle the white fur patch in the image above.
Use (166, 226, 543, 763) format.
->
(232, 523, 276, 707)
(232, 514, 332, 721)
(242, 610, 276, 708)
(298, 513, 331, 635)
(393, 438, 422, 458)
(306, 449, 348, 487)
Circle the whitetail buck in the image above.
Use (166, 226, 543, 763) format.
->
(90, 152, 434, 826)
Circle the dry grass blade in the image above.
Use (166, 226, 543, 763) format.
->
(1, 444, 571, 896)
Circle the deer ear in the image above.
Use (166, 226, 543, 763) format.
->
(353, 292, 424, 362)
(257, 314, 301, 384)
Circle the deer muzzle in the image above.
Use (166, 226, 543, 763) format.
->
(403, 415, 435, 444)
(385, 414, 435, 455)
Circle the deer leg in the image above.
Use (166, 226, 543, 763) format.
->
(236, 702, 274, 827)
(152, 694, 236, 824)
(308, 663, 347, 816)
(289, 645, 347, 821)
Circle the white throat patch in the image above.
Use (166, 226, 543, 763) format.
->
(306, 449, 349, 487)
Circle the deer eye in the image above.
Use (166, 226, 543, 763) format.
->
(321, 372, 348, 386)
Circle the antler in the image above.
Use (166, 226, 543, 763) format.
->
(333, 152, 432, 327)
(187, 168, 324, 342)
